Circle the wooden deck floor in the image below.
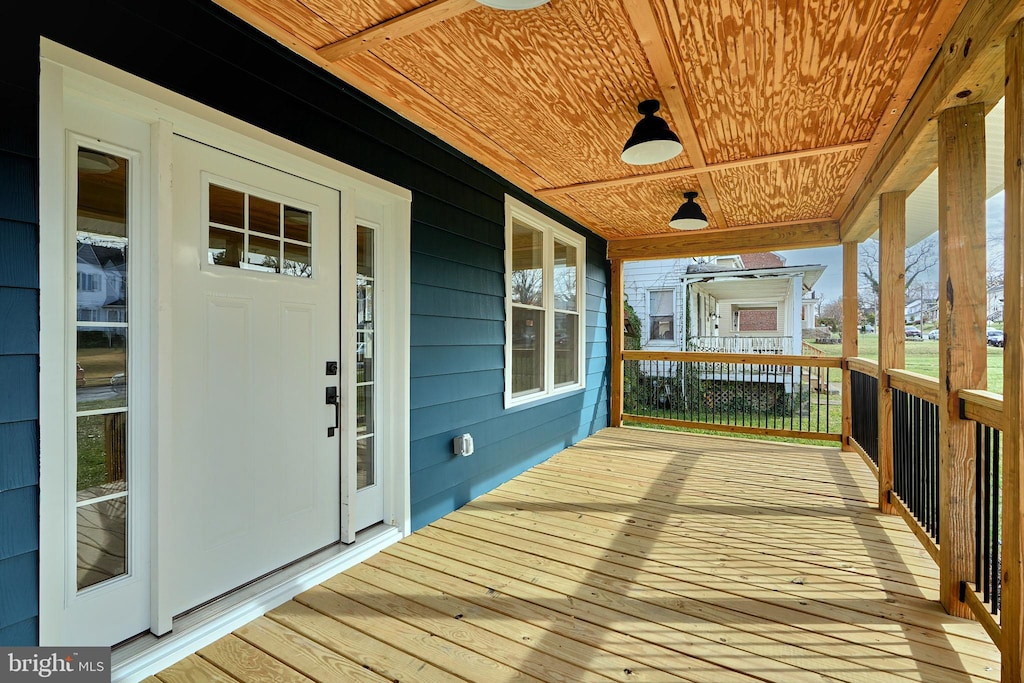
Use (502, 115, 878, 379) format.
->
(149, 427, 1001, 682)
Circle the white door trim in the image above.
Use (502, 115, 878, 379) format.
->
(39, 39, 412, 651)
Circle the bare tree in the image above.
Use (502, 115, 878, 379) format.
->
(512, 267, 543, 306)
(858, 236, 938, 306)
(818, 297, 844, 332)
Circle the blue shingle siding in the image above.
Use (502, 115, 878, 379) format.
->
(0, 32, 40, 647)
(6, 0, 610, 644)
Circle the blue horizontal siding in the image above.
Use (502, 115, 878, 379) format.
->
(0, 356, 38, 424)
(411, 345, 504, 378)
(0, 421, 38, 492)
(411, 285, 503, 321)
(412, 194, 505, 248)
(0, 153, 37, 225)
(0, 617, 37, 647)
(0, 28, 39, 646)
(411, 254, 504, 297)
(0, 552, 37, 632)
(0, 487, 38, 561)
(411, 317, 505, 348)
(0, 222, 39, 289)
(411, 384, 609, 478)
(412, 224, 503, 272)
(0, 289, 38, 355)
(411, 370, 505, 410)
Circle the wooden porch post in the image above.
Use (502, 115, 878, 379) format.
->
(610, 258, 624, 428)
(1002, 20, 1024, 681)
(937, 102, 987, 620)
(877, 191, 906, 515)
(841, 242, 859, 452)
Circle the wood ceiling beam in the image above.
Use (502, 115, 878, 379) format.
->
(840, 0, 1024, 243)
(316, 0, 479, 62)
(607, 220, 840, 261)
(621, 0, 727, 229)
(536, 141, 871, 198)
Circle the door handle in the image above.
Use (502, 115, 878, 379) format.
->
(326, 386, 339, 437)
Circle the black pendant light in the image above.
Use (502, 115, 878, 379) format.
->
(621, 99, 683, 165)
(670, 192, 708, 230)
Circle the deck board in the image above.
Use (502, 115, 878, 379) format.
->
(154, 427, 1001, 682)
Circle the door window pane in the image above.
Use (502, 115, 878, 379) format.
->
(207, 185, 312, 278)
(249, 196, 280, 236)
(76, 327, 128, 411)
(356, 384, 374, 434)
(357, 226, 374, 277)
(209, 184, 244, 228)
(511, 307, 544, 396)
(76, 413, 127, 496)
(357, 333, 373, 383)
(209, 227, 243, 267)
(357, 437, 375, 488)
(246, 235, 280, 272)
(74, 147, 131, 591)
(356, 227, 376, 492)
(77, 498, 127, 591)
(284, 206, 311, 242)
(357, 278, 373, 329)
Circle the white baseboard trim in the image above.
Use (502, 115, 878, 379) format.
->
(111, 525, 402, 682)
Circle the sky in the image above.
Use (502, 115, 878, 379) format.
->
(775, 191, 1006, 304)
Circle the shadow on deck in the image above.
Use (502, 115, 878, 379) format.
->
(151, 427, 1000, 683)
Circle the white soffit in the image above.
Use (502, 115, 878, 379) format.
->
(884, 97, 1005, 247)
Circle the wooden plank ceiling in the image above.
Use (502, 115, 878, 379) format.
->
(214, 0, 964, 242)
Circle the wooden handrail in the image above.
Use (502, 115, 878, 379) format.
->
(621, 350, 841, 367)
(846, 357, 880, 377)
(960, 389, 1006, 432)
(888, 369, 941, 405)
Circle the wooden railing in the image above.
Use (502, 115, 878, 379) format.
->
(622, 350, 842, 441)
(847, 358, 879, 468)
(843, 362, 1007, 650)
(960, 389, 1007, 648)
(685, 335, 789, 355)
(890, 372, 941, 561)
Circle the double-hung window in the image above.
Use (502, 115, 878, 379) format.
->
(505, 197, 586, 406)
(648, 289, 675, 342)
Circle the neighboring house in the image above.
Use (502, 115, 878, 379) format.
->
(905, 298, 939, 325)
(76, 241, 127, 323)
(624, 252, 826, 356)
(2, 6, 609, 667)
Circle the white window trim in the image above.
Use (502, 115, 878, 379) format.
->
(504, 196, 586, 408)
(647, 288, 676, 345)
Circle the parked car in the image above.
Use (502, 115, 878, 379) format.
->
(905, 326, 922, 340)
(860, 324, 875, 333)
(988, 329, 1005, 347)
(927, 329, 939, 340)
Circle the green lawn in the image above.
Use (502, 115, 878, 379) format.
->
(808, 333, 1005, 394)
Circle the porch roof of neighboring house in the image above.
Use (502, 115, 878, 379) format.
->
(682, 263, 826, 302)
(209, 0, 1021, 256)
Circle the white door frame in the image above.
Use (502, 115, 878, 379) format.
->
(39, 39, 411, 650)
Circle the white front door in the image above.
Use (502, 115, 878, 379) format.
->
(167, 137, 342, 616)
